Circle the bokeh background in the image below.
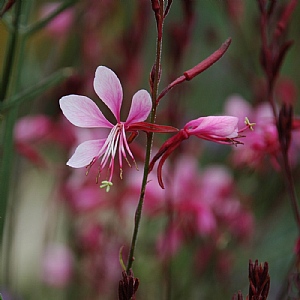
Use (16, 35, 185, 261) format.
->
(1, 1, 300, 299)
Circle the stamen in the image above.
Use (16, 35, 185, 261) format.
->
(124, 156, 132, 168)
(133, 160, 139, 171)
(96, 168, 102, 184)
(88, 123, 138, 184)
(86, 157, 97, 175)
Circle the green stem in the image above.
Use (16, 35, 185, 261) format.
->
(0, 0, 22, 247)
(0, 1, 23, 287)
(0, 67, 73, 112)
(0, 0, 22, 102)
(1, 108, 18, 287)
(126, 0, 164, 273)
(0, 0, 31, 288)
(281, 141, 300, 233)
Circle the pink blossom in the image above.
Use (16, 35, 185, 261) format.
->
(184, 115, 240, 144)
(14, 114, 53, 142)
(149, 115, 243, 188)
(59, 66, 152, 188)
(224, 94, 253, 128)
(77, 222, 102, 253)
(14, 114, 76, 166)
(156, 225, 183, 260)
(41, 244, 73, 288)
(41, 3, 73, 38)
(225, 96, 283, 170)
(14, 115, 54, 166)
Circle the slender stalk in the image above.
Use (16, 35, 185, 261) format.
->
(1, 0, 32, 288)
(258, 2, 300, 297)
(0, 67, 73, 112)
(126, 0, 164, 273)
(280, 136, 300, 232)
(0, 0, 22, 247)
(0, 0, 22, 102)
(258, 0, 300, 232)
(268, 91, 300, 233)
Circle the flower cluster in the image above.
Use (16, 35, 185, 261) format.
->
(59, 66, 251, 190)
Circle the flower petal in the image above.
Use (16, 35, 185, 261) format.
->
(67, 139, 106, 168)
(125, 90, 152, 125)
(60, 95, 113, 128)
(185, 116, 238, 138)
(93, 66, 123, 122)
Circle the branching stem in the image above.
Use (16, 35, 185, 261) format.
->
(126, 0, 165, 273)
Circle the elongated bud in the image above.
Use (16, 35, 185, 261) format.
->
(156, 38, 232, 103)
(273, 0, 297, 43)
(151, 0, 160, 13)
(184, 38, 232, 80)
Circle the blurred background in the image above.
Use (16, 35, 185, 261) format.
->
(1, 0, 300, 299)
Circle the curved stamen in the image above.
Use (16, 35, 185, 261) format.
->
(121, 125, 136, 167)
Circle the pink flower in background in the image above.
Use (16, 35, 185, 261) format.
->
(225, 95, 282, 170)
(41, 244, 73, 288)
(224, 94, 253, 128)
(41, 3, 73, 38)
(14, 115, 53, 142)
(59, 66, 152, 190)
(14, 114, 76, 166)
(156, 225, 183, 260)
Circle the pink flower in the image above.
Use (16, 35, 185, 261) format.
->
(149, 115, 244, 188)
(59, 66, 152, 189)
(41, 3, 73, 38)
(14, 114, 76, 166)
(156, 225, 183, 260)
(41, 244, 73, 288)
(184, 115, 240, 144)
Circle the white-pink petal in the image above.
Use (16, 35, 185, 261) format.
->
(67, 139, 106, 168)
(125, 89, 152, 125)
(93, 66, 123, 122)
(185, 116, 238, 138)
(59, 95, 113, 128)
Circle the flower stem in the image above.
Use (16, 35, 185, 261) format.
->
(126, 0, 165, 273)
(279, 128, 300, 233)
(0, 0, 22, 247)
(258, 0, 300, 234)
(0, 0, 22, 102)
(0, 0, 32, 287)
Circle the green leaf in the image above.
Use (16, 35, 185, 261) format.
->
(0, 67, 73, 112)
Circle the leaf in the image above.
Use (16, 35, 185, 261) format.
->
(0, 68, 73, 112)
